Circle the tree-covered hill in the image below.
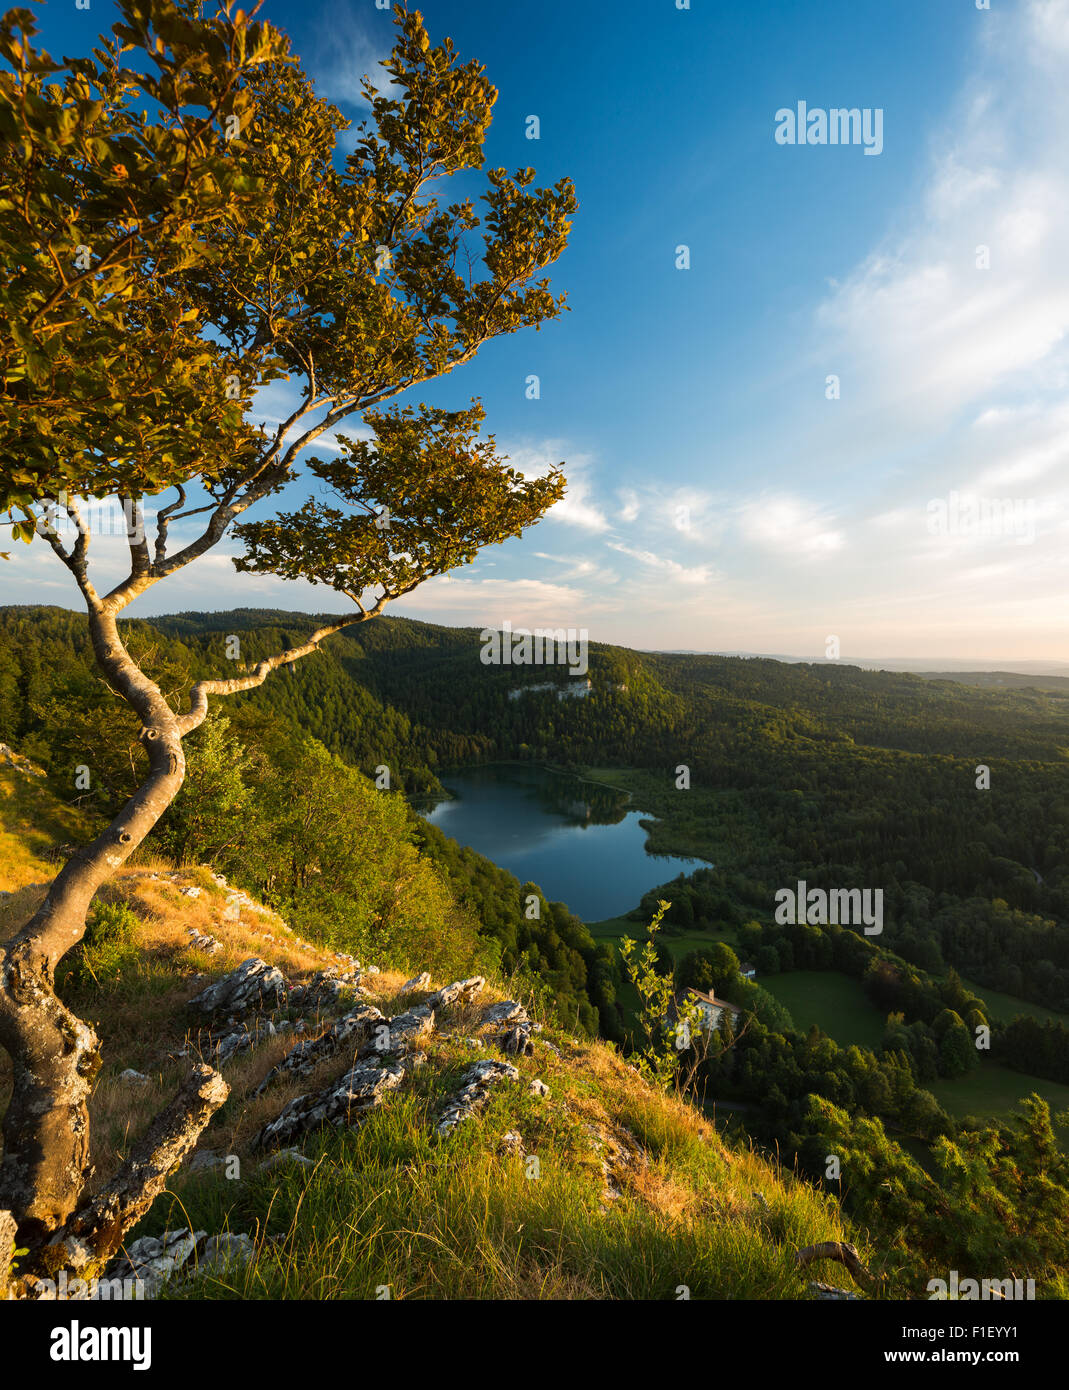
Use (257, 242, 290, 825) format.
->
(4, 603, 1069, 1295)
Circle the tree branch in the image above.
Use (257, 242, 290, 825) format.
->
(153, 483, 187, 566)
(796, 1241, 876, 1292)
(175, 610, 380, 735)
(56, 1064, 229, 1269)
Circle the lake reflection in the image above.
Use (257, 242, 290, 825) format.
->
(419, 764, 704, 921)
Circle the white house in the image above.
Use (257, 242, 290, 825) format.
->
(682, 987, 743, 1032)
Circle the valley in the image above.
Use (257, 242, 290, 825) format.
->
(3, 603, 1069, 1295)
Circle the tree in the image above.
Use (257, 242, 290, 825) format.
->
(153, 712, 256, 865)
(678, 942, 740, 995)
(620, 901, 706, 1092)
(0, 0, 575, 1281)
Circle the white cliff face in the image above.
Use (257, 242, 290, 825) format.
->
(507, 679, 593, 701)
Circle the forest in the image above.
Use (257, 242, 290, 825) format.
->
(3, 602, 1069, 1288)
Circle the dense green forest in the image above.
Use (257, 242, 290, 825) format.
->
(0, 606, 612, 1034)
(3, 603, 1069, 1289)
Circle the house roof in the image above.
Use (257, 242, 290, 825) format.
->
(683, 987, 742, 1016)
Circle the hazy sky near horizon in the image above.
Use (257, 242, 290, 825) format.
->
(5, 0, 1069, 662)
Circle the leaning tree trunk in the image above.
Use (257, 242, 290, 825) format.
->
(0, 604, 223, 1272)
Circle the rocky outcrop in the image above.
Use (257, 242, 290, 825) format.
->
(480, 999, 534, 1056)
(436, 1059, 519, 1136)
(426, 976, 485, 1012)
(401, 971, 432, 992)
(253, 1003, 386, 1096)
(258, 1056, 410, 1150)
(187, 1150, 226, 1174)
(102, 1228, 255, 1297)
(381, 1005, 435, 1053)
(585, 1120, 646, 1207)
(211, 1016, 281, 1066)
(105, 1229, 205, 1297)
(186, 926, 221, 953)
(188, 957, 287, 1018)
(288, 966, 363, 1011)
(253, 1001, 437, 1145)
(259, 1148, 314, 1175)
(498, 1130, 525, 1157)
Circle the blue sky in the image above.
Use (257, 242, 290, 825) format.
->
(8, 0, 1069, 662)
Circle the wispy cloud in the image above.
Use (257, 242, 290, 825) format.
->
(509, 443, 611, 533)
(306, 8, 396, 110)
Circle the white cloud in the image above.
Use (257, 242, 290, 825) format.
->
(308, 10, 397, 109)
(394, 574, 596, 628)
(606, 542, 716, 587)
(508, 443, 611, 533)
(815, 5, 1069, 430)
(736, 494, 845, 558)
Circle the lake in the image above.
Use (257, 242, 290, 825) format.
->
(418, 763, 704, 921)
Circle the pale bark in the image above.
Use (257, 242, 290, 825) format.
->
(0, 1208, 16, 1299)
(0, 604, 188, 1252)
(58, 1064, 229, 1269)
(796, 1240, 876, 1291)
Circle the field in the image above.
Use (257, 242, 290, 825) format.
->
(928, 1062, 1069, 1129)
(959, 977, 1069, 1027)
(760, 970, 885, 1050)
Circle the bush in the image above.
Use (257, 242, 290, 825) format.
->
(72, 900, 140, 987)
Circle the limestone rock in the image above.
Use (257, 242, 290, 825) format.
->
(480, 1000, 527, 1026)
(258, 1056, 408, 1149)
(188, 957, 286, 1018)
(498, 1130, 525, 1157)
(529, 1078, 549, 1097)
(253, 1002, 385, 1096)
(107, 1229, 206, 1296)
(199, 1233, 255, 1273)
(211, 1016, 276, 1065)
(259, 1148, 314, 1175)
(118, 1069, 150, 1086)
(376, 1004, 434, 1054)
(426, 976, 485, 1012)
(188, 1150, 225, 1174)
(480, 1000, 534, 1056)
(288, 966, 363, 1011)
(436, 1058, 519, 1136)
(586, 1121, 647, 1206)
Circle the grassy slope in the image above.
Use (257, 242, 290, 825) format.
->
(760, 971, 886, 1051)
(928, 1063, 1069, 1129)
(0, 785, 866, 1301)
(0, 763, 92, 892)
(959, 977, 1069, 1027)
